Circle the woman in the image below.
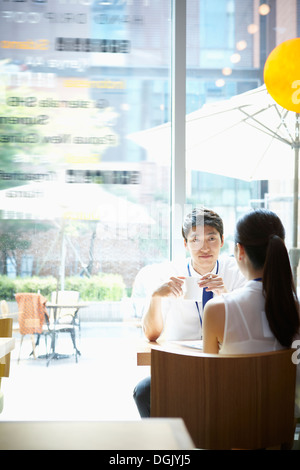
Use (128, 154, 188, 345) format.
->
(203, 209, 300, 426)
(203, 208, 300, 355)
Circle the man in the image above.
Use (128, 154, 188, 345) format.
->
(132, 207, 246, 417)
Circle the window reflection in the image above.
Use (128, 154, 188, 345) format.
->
(0, 0, 299, 421)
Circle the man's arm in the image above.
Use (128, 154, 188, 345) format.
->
(142, 277, 184, 341)
(142, 295, 164, 341)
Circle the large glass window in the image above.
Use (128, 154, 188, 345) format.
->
(185, 0, 300, 258)
(0, 0, 172, 308)
(1, 0, 300, 422)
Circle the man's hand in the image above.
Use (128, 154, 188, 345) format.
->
(152, 277, 185, 298)
(198, 273, 227, 296)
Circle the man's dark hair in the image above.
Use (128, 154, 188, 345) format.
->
(182, 208, 223, 241)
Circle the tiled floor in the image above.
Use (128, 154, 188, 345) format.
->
(0, 322, 149, 422)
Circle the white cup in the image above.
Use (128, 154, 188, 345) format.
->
(183, 277, 201, 300)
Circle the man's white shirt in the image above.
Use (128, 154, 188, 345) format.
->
(131, 255, 246, 340)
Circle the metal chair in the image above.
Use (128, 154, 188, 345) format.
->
(0, 300, 19, 320)
(0, 300, 9, 318)
(47, 291, 81, 363)
(50, 290, 80, 329)
(151, 347, 297, 449)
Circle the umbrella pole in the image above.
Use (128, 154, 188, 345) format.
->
(291, 113, 300, 287)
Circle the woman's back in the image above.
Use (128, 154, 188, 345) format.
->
(219, 280, 284, 355)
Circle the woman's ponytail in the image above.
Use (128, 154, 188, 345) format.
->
(263, 235, 299, 347)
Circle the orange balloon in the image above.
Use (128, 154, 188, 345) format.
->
(264, 38, 300, 112)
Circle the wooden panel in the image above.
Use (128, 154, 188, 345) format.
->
(136, 340, 163, 366)
(151, 348, 296, 449)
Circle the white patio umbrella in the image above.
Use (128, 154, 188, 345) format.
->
(0, 181, 154, 225)
(128, 85, 300, 282)
(0, 182, 154, 288)
(129, 85, 297, 180)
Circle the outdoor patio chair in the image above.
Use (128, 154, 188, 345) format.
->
(0, 300, 19, 323)
(0, 300, 9, 318)
(48, 290, 81, 363)
(15, 293, 50, 363)
(49, 290, 80, 329)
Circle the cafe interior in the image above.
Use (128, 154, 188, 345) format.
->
(1, 0, 300, 451)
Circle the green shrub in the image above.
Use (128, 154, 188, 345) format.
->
(13, 276, 57, 299)
(0, 276, 15, 300)
(65, 274, 126, 301)
(0, 273, 126, 301)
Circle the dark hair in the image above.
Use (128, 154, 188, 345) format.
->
(235, 209, 300, 347)
(182, 208, 223, 241)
